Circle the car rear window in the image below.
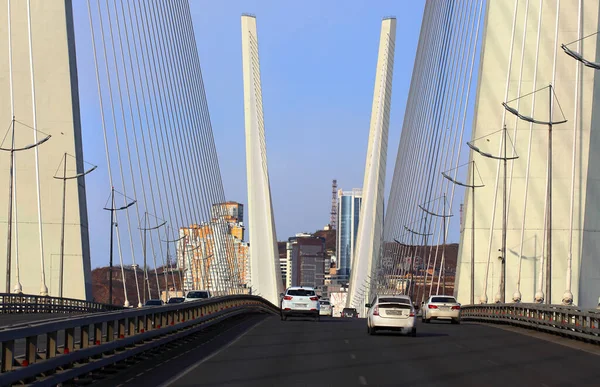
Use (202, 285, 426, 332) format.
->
(343, 308, 357, 312)
(431, 297, 457, 303)
(146, 300, 162, 305)
(379, 298, 411, 304)
(287, 289, 315, 296)
(319, 301, 330, 305)
(187, 291, 209, 299)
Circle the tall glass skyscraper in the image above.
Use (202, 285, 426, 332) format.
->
(336, 189, 362, 280)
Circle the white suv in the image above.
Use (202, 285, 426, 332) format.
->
(280, 287, 320, 321)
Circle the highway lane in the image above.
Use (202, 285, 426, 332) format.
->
(161, 316, 600, 387)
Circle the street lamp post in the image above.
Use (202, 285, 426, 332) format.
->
(418, 194, 453, 300)
(442, 161, 485, 305)
(1, 117, 50, 294)
(103, 188, 136, 305)
(403, 223, 432, 302)
(503, 85, 565, 304)
(139, 213, 166, 304)
(468, 126, 518, 303)
(53, 153, 96, 298)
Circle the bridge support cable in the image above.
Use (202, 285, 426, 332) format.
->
(86, 0, 243, 304)
(564, 0, 583, 306)
(379, 2, 446, 294)
(167, 0, 243, 294)
(25, 0, 49, 297)
(380, 0, 484, 301)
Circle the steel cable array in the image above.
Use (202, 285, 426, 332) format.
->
(376, 0, 484, 301)
(86, 0, 244, 306)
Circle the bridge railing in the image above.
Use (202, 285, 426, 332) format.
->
(461, 303, 600, 343)
(0, 293, 124, 314)
(0, 295, 278, 385)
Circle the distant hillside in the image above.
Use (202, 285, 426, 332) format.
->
(92, 266, 181, 306)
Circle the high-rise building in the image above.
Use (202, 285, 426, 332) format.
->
(336, 189, 362, 280)
(288, 234, 326, 291)
(177, 202, 250, 293)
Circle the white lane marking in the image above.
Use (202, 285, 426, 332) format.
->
(158, 317, 267, 387)
(350, 353, 356, 360)
(136, 372, 145, 377)
(359, 375, 368, 385)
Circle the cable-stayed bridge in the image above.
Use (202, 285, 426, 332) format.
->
(1, 1, 600, 385)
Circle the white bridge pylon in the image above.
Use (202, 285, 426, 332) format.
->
(347, 18, 397, 309)
(241, 15, 284, 305)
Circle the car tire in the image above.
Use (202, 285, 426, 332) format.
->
(451, 318, 460, 325)
(314, 315, 320, 322)
(281, 314, 287, 321)
(368, 326, 376, 335)
(411, 328, 417, 337)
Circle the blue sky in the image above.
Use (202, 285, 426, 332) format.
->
(73, 1, 426, 268)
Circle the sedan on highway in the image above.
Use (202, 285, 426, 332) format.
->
(144, 299, 164, 307)
(341, 307, 359, 318)
(366, 294, 416, 336)
(167, 297, 185, 304)
(319, 300, 333, 316)
(422, 295, 461, 324)
(184, 290, 211, 302)
(280, 286, 320, 321)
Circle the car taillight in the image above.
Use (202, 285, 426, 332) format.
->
(283, 296, 293, 301)
(373, 306, 379, 316)
(409, 311, 415, 317)
(309, 296, 318, 301)
(428, 305, 438, 309)
(451, 305, 460, 310)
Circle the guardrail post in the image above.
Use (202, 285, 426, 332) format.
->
(128, 318, 135, 337)
(94, 323, 102, 346)
(25, 336, 37, 365)
(46, 331, 57, 359)
(107, 320, 114, 343)
(118, 319, 125, 339)
(1, 339, 15, 372)
(80, 324, 90, 349)
(65, 328, 74, 354)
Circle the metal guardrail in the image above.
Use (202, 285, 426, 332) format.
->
(0, 293, 123, 314)
(0, 295, 278, 385)
(461, 303, 600, 343)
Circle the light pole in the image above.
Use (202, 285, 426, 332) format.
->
(418, 194, 453, 299)
(503, 85, 565, 304)
(468, 126, 518, 303)
(562, 38, 593, 306)
(0, 117, 50, 293)
(138, 212, 166, 304)
(103, 188, 136, 305)
(53, 153, 96, 298)
(162, 232, 186, 300)
(443, 160, 485, 305)
(403, 222, 432, 302)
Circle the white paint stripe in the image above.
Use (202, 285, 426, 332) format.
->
(359, 376, 368, 385)
(158, 317, 267, 387)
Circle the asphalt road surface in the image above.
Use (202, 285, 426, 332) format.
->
(102, 315, 600, 387)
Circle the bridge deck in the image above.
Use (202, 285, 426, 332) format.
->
(93, 315, 600, 387)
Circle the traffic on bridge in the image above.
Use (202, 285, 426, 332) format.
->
(1, 0, 600, 385)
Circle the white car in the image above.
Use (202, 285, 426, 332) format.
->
(184, 290, 211, 302)
(280, 287, 320, 321)
(366, 294, 416, 336)
(319, 300, 333, 316)
(422, 295, 461, 324)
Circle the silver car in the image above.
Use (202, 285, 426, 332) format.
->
(422, 295, 461, 324)
(366, 294, 416, 336)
